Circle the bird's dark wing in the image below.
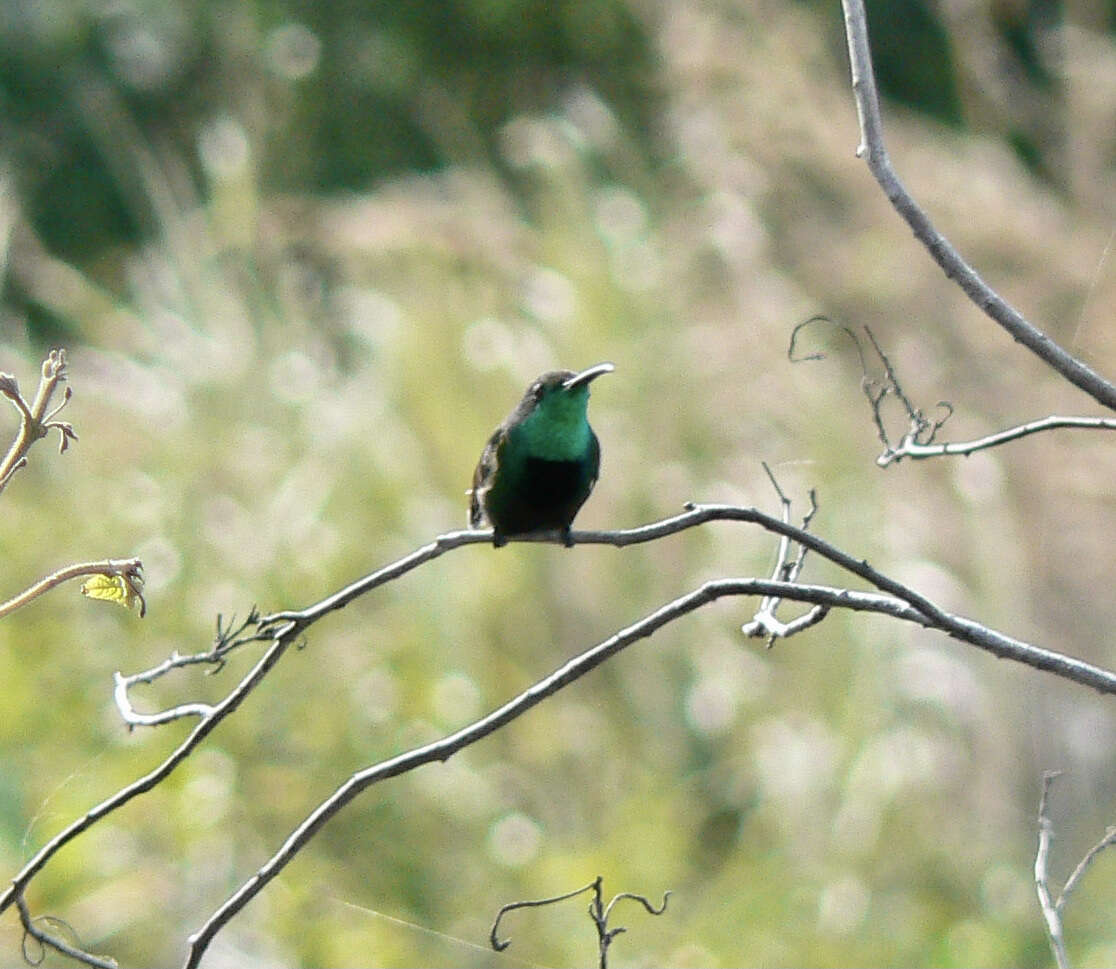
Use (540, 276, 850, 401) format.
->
(468, 427, 504, 527)
(587, 429, 601, 494)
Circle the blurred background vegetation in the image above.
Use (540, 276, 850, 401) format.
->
(1, 0, 1115, 965)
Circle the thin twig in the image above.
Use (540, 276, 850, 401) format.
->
(877, 415, 1116, 466)
(0, 558, 144, 620)
(792, 318, 1116, 465)
(15, 892, 118, 969)
(491, 879, 600, 952)
(491, 876, 669, 969)
(742, 467, 826, 644)
(1034, 772, 1116, 969)
(1035, 771, 1071, 969)
(839, 0, 1116, 411)
(1057, 825, 1116, 911)
(113, 610, 270, 728)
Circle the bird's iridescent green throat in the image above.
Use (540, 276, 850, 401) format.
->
(469, 363, 613, 546)
(511, 380, 593, 460)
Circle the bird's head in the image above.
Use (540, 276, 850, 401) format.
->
(527, 363, 614, 421)
(513, 363, 614, 456)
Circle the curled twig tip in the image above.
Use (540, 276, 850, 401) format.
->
(789, 315, 869, 375)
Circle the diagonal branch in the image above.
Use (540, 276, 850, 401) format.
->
(0, 631, 298, 919)
(10, 506, 1116, 966)
(245, 503, 1116, 695)
(185, 577, 933, 966)
(839, 0, 1116, 411)
(1057, 824, 1116, 912)
(187, 573, 1116, 966)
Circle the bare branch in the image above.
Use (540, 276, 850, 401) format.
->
(249, 504, 1116, 693)
(187, 555, 1116, 966)
(602, 888, 671, 922)
(856, 324, 1116, 467)
(253, 505, 1116, 694)
(1058, 825, 1116, 912)
(793, 318, 1116, 465)
(187, 575, 941, 966)
(839, 0, 1116, 410)
(113, 609, 271, 727)
(0, 630, 298, 920)
(742, 602, 830, 641)
(490, 879, 599, 952)
(788, 315, 870, 375)
(8, 506, 1116, 965)
(877, 415, 1116, 466)
(1034, 771, 1116, 969)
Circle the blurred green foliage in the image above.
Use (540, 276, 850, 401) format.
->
(1, 0, 659, 274)
(2, 0, 1116, 966)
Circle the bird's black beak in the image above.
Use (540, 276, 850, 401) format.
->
(562, 362, 615, 391)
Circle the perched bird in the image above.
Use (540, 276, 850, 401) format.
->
(469, 363, 614, 547)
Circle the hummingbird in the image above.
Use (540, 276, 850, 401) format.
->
(468, 363, 614, 547)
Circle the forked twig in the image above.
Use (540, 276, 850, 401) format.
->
(741, 463, 827, 644)
(491, 875, 670, 969)
(791, 317, 1116, 465)
(0, 349, 78, 496)
(1035, 771, 1116, 969)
